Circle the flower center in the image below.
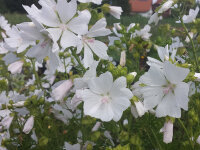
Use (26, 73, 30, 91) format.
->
(59, 24, 67, 31)
(101, 96, 110, 104)
(41, 40, 50, 48)
(163, 83, 175, 95)
(83, 36, 95, 43)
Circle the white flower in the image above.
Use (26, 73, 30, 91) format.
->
(109, 6, 123, 19)
(52, 104, 73, 124)
(197, 135, 200, 144)
(78, 0, 102, 5)
(139, 61, 190, 118)
(77, 18, 111, 68)
(160, 121, 173, 144)
(82, 72, 132, 122)
(1, 116, 14, 129)
(133, 25, 152, 41)
(63, 142, 80, 150)
(17, 18, 60, 73)
(24, 0, 91, 49)
(0, 15, 11, 31)
(8, 60, 24, 74)
(52, 80, 73, 101)
(148, 13, 162, 25)
(158, 0, 174, 14)
(176, 7, 199, 23)
(4, 26, 35, 53)
(23, 116, 34, 134)
(120, 51, 126, 67)
(147, 45, 177, 69)
(74, 61, 98, 90)
(185, 32, 194, 43)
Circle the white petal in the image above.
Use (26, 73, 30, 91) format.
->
(87, 18, 111, 38)
(83, 44, 94, 68)
(26, 40, 51, 63)
(110, 76, 133, 99)
(46, 28, 62, 42)
(87, 40, 109, 60)
(83, 89, 114, 122)
(146, 57, 163, 68)
(135, 101, 146, 117)
(68, 10, 91, 35)
(142, 86, 164, 110)
(56, 0, 77, 23)
(140, 66, 167, 86)
(157, 45, 169, 62)
(111, 97, 130, 121)
(131, 105, 139, 118)
(156, 92, 181, 118)
(164, 61, 190, 84)
(174, 82, 189, 110)
(88, 72, 113, 94)
(60, 30, 80, 48)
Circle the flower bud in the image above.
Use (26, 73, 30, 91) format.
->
(160, 121, 173, 144)
(126, 72, 137, 84)
(119, 131, 129, 142)
(120, 51, 126, 67)
(92, 122, 101, 132)
(52, 80, 73, 101)
(13, 101, 25, 107)
(109, 6, 123, 19)
(23, 116, 34, 134)
(8, 60, 24, 74)
(1, 116, 14, 129)
(101, 4, 110, 13)
(91, 131, 101, 142)
(39, 136, 48, 146)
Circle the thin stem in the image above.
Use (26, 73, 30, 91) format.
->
(178, 118, 194, 149)
(30, 59, 46, 97)
(71, 48, 87, 73)
(63, 57, 68, 80)
(80, 105, 85, 149)
(181, 18, 200, 72)
(151, 128, 163, 150)
(31, 59, 42, 89)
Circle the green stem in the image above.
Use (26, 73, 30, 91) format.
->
(63, 57, 68, 80)
(71, 48, 87, 73)
(80, 105, 85, 149)
(181, 18, 200, 72)
(151, 128, 163, 150)
(30, 59, 46, 96)
(178, 118, 194, 149)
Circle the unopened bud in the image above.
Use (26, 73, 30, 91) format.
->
(160, 121, 173, 144)
(23, 116, 34, 134)
(120, 51, 126, 67)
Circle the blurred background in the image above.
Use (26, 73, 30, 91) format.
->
(0, 0, 130, 13)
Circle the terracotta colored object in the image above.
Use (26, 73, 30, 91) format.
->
(129, 0, 152, 12)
